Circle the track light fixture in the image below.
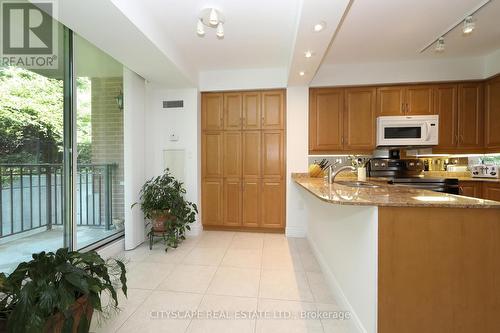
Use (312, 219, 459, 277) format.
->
(462, 16, 475, 34)
(435, 37, 445, 52)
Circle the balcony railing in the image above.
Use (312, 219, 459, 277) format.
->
(0, 163, 116, 239)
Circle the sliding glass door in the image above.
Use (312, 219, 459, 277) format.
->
(0, 1, 125, 272)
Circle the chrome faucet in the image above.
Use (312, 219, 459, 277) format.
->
(328, 165, 356, 184)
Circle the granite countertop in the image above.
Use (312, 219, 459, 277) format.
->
(292, 173, 500, 209)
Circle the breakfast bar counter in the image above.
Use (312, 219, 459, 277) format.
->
(293, 173, 500, 333)
(292, 173, 500, 208)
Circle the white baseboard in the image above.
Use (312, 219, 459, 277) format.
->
(285, 225, 306, 238)
(308, 237, 367, 333)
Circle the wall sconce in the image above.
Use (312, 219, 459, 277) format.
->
(115, 90, 123, 110)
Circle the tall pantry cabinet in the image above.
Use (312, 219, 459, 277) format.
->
(201, 90, 286, 231)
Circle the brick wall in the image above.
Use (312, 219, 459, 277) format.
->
(90, 77, 124, 221)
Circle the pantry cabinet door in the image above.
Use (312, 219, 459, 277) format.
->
(261, 180, 284, 228)
(261, 90, 285, 130)
(242, 180, 260, 227)
(223, 179, 242, 226)
(243, 92, 261, 130)
(202, 93, 223, 130)
(223, 132, 242, 178)
(202, 179, 223, 226)
(202, 132, 223, 178)
(262, 131, 284, 179)
(224, 93, 242, 130)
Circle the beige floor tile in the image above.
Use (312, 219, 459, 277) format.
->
(207, 267, 261, 297)
(157, 264, 217, 293)
(90, 288, 151, 333)
(117, 291, 203, 333)
(260, 269, 314, 302)
(299, 251, 322, 272)
(221, 248, 262, 268)
(316, 303, 357, 333)
(229, 236, 264, 250)
(262, 247, 303, 271)
(126, 262, 175, 290)
(306, 272, 337, 304)
(186, 294, 257, 333)
(233, 232, 265, 239)
(182, 247, 227, 266)
(256, 299, 323, 333)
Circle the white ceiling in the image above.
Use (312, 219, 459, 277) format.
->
(114, 0, 301, 72)
(323, 0, 500, 65)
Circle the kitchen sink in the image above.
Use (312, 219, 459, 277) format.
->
(336, 181, 380, 188)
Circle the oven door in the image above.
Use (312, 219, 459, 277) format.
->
(376, 116, 438, 146)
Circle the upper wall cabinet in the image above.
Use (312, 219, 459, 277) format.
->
(485, 75, 500, 152)
(309, 87, 376, 153)
(344, 87, 377, 151)
(261, 90, 285, 130)
(376, 87, 405, 116)
(434, 84, 458, 151)
(457, 83, 484, 151)
(202, 93, 224, 130)
(376, 85, 435, 116)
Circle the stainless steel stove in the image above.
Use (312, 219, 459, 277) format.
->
(368, 158, 459, 194)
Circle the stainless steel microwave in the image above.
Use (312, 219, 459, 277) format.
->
(376, 115, 439, 147)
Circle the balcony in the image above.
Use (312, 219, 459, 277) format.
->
(0, 163, 121, 272)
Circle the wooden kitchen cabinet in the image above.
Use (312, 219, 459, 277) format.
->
(224, 93, 242, 130)
(261, 180, 284, 228)
(483, 183, 500, 202)
(434, 84, 458, 152)
(457, 83, 484, 151)
(459, 181, 483, 198)
(243, 92, 261, 130)
(202, 132, 223, 178)
(223, 132, 241, 178)
(344, 87, 376, 151)
(376, 86, 405, 116)
(262, 130, 284, 178)
(242, 131, 261, 178)
(485, 75, 500, 151)
(309, 88, 344, 151)
(201, 90, 286, 231)
(202, 179, 223, 226)
(242, 180, 260, 227)
(405, 85, 434, 115)
(202, 93, 224, 130)
(261, 90, 285, 130)
(309, 87, 375, 153)
(223, 179, 242, 226)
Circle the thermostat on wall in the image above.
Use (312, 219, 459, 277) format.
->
(169, 133, 179, 141)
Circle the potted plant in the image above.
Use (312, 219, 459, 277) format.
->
(134, 169, 198, 251)
(0, 248, 127, 333)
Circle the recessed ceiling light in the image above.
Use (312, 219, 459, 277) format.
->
(304, 50, 313, 58)
(299, 71, 305, 76)
(313, 21, 326, 32)
(463, 16, 475, 34)
(435, 37, 445, 52)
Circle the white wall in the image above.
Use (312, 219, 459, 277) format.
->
(285, 87, 309, 237)
(123, 68, 146, 250)
(305, 193, 378, 333)
(144, 85, 202, 235)
(199, 67, 287, 91)
(311, 57, 485, 87)
(485, 49, 500, 78)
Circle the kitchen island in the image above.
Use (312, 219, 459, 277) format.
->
(293, 174, 500, 333)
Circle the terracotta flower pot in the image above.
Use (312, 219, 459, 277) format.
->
(0, 295, 93, 333)
(152, 212, 174, 233)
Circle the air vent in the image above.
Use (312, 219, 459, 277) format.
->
(163, 100, 184, 108)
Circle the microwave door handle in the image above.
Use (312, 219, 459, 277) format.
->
(425, 122, 431, 141)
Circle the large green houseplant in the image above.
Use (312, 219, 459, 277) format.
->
(0, 248, 127, 333)
(134, 169, 198, 250)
